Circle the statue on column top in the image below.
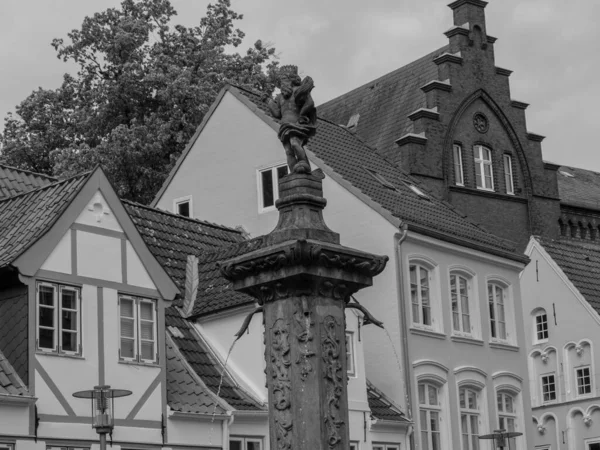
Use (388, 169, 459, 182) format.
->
(266, 65, 317, 174)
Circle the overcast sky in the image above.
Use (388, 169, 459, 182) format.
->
(1, 0, 599, 171)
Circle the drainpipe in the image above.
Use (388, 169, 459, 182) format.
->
(222, 413, 234, 450)
(394, 224, 414, 450)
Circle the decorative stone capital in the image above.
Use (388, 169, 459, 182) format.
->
(537, 424, 546, 434)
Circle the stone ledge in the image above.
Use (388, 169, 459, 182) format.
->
(409, 327, 446, 340)
(450, 335, 484, 346)
(408, 107, 440, 122)
(395, 133, 428, 147)
(449, 185, 528, 203)
(421, 80, 452, 93)
(434, 52, 463, 66)
(527, 132, 546, 142)
(496, 67, 513, 76)
(511, 100, 529, 110)
(489, 341, 520, 352)
(448, 0, 488, 9)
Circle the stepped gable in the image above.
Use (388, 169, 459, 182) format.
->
(367, 380, 409, 423)
(0, 164, 57, 199)
(0, 172, 91, 268)
(539, 238, 600, 315)
(557, 165, 600, 211)
(232, 85, 526, 263)
(0, 349, 29, 397)
(317, 46, 448, 156)
(166, 306, 264, 411)
(166, 335, 227, 415)
(124, 200, 245, 289)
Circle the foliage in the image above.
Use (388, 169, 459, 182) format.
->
(1, 0, 279, 203)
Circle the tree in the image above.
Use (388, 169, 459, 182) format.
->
(1, 0, 279, 203)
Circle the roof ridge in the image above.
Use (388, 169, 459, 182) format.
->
(122, 199, 244, 234)
(0, 170, 92, 204)
(0, 163, 58, 181)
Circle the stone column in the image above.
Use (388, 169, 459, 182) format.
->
(220, 170, 388, 450)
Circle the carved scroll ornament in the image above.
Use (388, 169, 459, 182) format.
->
(270, 318, 293, 449)
(322, 315, 344, 449)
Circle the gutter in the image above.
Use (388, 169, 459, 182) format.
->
(0, 394, 37, 405)
(169, 411, 230, 421)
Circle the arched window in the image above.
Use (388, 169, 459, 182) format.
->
(488, 283, 506, 340)
(419, 382, 441, 450)
(474, 145, 494, 190)
(450, 273, 471, 334)
(410, 264, 432, 327)
(497, 392, 517, 448)
(459, 387, 480, 450)
(533, 308, 549, 342)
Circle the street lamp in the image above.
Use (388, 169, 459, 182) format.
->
(73, 385, 132, 450)
(479, 429, 523, 450)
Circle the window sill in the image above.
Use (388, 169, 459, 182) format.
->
(119, 359, 160, 368)
(449, 185, 527, 203)
(409, 327, 446, 340)
(489, 341, 519, 352)
(36, 351, 84, 360)
(451, 335, 484, 346)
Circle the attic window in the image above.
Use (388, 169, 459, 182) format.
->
(365, 168, 397, 190)
(559, 170, 574, 178)
(346, 113, 360, 129)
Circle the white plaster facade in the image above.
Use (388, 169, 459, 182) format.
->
(153, 87, 534, 450)
(522, 238, 600, 450)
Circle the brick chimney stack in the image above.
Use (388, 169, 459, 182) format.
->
(449, 0, 488, 33)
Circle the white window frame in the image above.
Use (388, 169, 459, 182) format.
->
(346, 332, 356, 377)
(410, 264, 433, 328)
(488, 283, 507, 341)
(36, 282, 82, 355)
(503, 154, 514, 195)
(497, 392, 518, 447)
(453, 144, 464, 186)
(474, 145, 494, 191)
(257, 164, 289, 213)
(350, 442, 359, 450)
(229, 437, 263, 450)
(540, 373, 557, 403)
(118, 295, 158, 364)
(534, 310, 549, 343)
(450, 273, 472, 335)
(0, 443, 14, 450)
(372, 445, 399, 450)
(575, 366, 592, 397)
(459, 387, 480, 450)
(586, 438, 600, 450)
(419, 382, 442, 450)
(173, 195, 193, 218)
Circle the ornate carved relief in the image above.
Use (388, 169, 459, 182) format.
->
(270, 318, 293, 449)
(249, 279, 355, 304)
(473, 112, 489, 134)
(294, 299, 315, 380)
(322, 315, 344, 449)
(583, 414, 593, 426)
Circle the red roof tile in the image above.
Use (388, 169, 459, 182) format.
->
(0, 164, 57, 199)
(0, 173, 90, 269)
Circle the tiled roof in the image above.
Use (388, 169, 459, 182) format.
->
(232, 85, 525, 262)
(0, 164, 57, 199)
(0, 173, 90, 269)
(0, 349, 29, 397)
(124, 201, 245, 289)
(166, 335, 228, 415)
(557, 165, 600, 211)
(367, 380, 409, 423)
(0, 287, 29, 385)
(166, 306, 264, 411)
(540, 238, 600, 315)
(317, 46, 448, 157)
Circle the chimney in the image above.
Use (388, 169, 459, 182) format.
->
(448, 0, 488, 34)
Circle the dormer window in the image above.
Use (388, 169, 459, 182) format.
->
(474, 145, 494, 190)
(173, 195, 192, 217)
(37, 282, 81, 355)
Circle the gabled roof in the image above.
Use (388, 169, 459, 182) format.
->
(0, 172, 91, 269)
(166, 335, 228, 415)
(166, 306, 264, 411)
(0, 349, 29, 397)
(557, 165, 600, 211)
(367, 380, 409, 423)
(230, 85, 526, 263)
(538, 238, 600, 315)
(318, 46, 448, 157)
(0, 164, 57, 200)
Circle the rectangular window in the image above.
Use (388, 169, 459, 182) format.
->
(410, 265, 432, 327)
(497, 392, 517, 449)
(37, 282, 81, 355)
(0, 444, 14, 450)
(460, 388, 480, 450)
(450, 274, 470, 334)
(453, 144, 464, 186)
(372, 446, 399, 450)
(230, 438, 262, 450)
(173, 196, 192, 217)
(541, 374, 557, 402)
(576, 366, 592, 396)
(488, 283, 506, 340)
(346, 332, 355, 377)
(535, 313, 548, 341)
(350, 443, 359, 450)
(419, 383, 441, 450)
(258, 164, 289, 210)
(503, 154, 514, 195)
(474, 145, 494, 190)
(119, 296, 157, 364)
